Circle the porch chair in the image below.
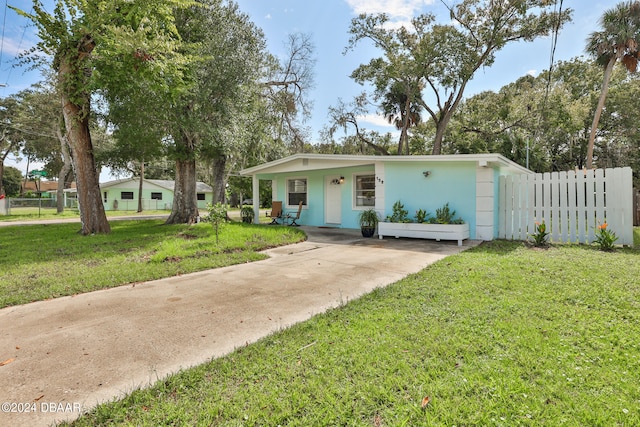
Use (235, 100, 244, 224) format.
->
(286, 201, 304, 226)
(266, 201, 284, 225)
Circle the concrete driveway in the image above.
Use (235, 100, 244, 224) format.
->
(0, 226, 479, 426)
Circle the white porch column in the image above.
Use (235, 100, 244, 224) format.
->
(374, 162, 385, 217)
(252, 175, 260, 224)
(476, 166, 495, 241)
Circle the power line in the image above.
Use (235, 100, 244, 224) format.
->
(529, 0, 564, 169)
(4, 9, 33, 89)
(0, 123, 58, 140)
(0, 0, 8, 83)
(543, 0, 564, 110)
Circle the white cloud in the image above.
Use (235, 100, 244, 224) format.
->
(527, 69, 538, 77)
(358, 113, 394, 128)
(381, 18, 413, 30)
(265, 13, 272, 19)
(1, 36, 34, 57)
(345, 0, 435, 21)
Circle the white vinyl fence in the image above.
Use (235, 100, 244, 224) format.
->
(499, 167, 633, 246)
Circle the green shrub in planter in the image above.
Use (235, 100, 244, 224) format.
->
(386, 200, 410, 223)
(240, 206, 255, 223)
(358, 208, 379, 237)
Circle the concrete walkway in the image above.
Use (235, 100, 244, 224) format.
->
(0, 226, 479, 426)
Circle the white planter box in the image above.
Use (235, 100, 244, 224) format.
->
(378, 222, 470, 246)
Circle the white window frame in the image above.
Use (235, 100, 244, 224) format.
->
(353, 173, 376, 209)
(286, 177, 308, 208)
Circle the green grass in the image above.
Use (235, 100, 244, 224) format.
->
(66, 236, 640, 426)
(0, 221, 305, 308)
(0, 207, 81, 221)
(0, 207, 273, 223)
(0, 208, 174, 221)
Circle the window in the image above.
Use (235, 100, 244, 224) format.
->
(355, 175, 375, 207)
(121, 191, 134, 200)
(197, 193, 205, 201)
(151, 192, 163, 200)
(103, 192, 107, 203)
(287, 178, 307, 206)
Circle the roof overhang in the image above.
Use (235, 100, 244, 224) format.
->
(240, 153, 532, 176)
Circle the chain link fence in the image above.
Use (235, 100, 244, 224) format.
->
(2, 198, 58, 216)
(0, 197, 173, 216)
(110, 199, 173, 211)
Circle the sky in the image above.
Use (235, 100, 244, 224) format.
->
(0, 0, 616, 181)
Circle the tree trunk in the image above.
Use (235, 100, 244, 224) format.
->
(60, 64, 110, 234)
(0, 161, 4, 196)
(398, 95, 412, 155)
(586, 57, 616, 170)
(432, 116, 449, 155)
(0, 134, 8, 196)
(211, 155, 226, 203)
(431, 94, 464, 156)
(166, 158, 199, 224)
(56, 128, 72, 214)
(21, 157, 30, 197)
(137, 161, 145, 213)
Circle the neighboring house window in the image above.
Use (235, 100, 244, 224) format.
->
(197, 193, 205, 201)
(355, 174, 375, 207)
(121, 191, 134, 200)
(103, 192, 107, 203)
(287, 178, 307, 206)
(151, 192, 162, 200)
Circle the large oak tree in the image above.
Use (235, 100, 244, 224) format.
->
(162, 0, 270, 224)
(14, 0, 192, 234)
(164, 2, 315, 224)
(347, 0, 572, 155)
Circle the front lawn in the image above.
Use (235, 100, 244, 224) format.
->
(68, 238, 640, 426)
(0, 220, 305, 308)
(0, 208, 173, 221)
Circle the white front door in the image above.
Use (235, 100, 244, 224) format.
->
(325, 175, 342, 224)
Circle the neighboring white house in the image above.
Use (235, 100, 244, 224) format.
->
(64, 178, 214, 211)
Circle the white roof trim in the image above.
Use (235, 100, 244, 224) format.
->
(240, 153, 531, 176)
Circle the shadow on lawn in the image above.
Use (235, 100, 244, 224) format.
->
(468, 239, 525, 255)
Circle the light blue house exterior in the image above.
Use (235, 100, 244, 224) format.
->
(240, 154, 532, 241)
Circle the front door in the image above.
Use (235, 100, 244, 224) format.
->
(325, 175, 342, 225)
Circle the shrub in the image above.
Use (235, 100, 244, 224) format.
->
(415, 209, 429, 223)
(429, 203, 463, 224)
(530, 221, 549, 247)
(240, 206, 254, 223)
(358, 208, 379, 227)
(386, 200, 410, 223)
(204, 202, 228, 244)
(594, 221, 618, 251)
